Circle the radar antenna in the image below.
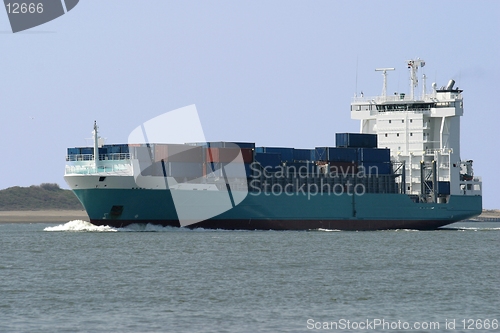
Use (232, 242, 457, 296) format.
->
(375, 68, 395, 97)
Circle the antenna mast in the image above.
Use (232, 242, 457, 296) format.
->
(407, 58, 425, 100)
(93, 121, 99, 168)
(375, 68, 395, 98)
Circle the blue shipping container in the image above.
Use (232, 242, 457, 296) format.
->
(336, 133, 377, 148)
(293, 149, 315, 161)
(255, 153, 282, 170)
(285, 162, 317, 175)
(206, 142, 255, 149)
(360, 162, 391, 175)
(229, 142, 255, 149)
(327, 147, 358, 162)
(255, 147, 294, 162)
(358, 148, 390, 162)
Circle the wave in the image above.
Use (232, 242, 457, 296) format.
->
(312, 228, 341, 232)
(444, 226, 500, 231)
(44, 220, 118, 232)
(43, 220, 238, 232)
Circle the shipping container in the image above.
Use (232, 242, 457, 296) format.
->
(206, 142, 225, 148)
(202, 141, 254, 149)
(185, 142, 209, 147)
(359, 162, 391, 175)
(206, 162, 252, 178)
(336, 133, 377, 148)
(255, 147, 294, 162)
(154, 144, 203, 163)
(358, 148, 390, 162)
(326, 147, 358, 162)
(285, 162, 317, 176)
(328, 162, 358, 175)
(166, 162, 204, 179)
(206, 147, 253, 163)
(227, 142, 255, 149)
(255, 152, 282, 171)
(293, 149, 315, 162)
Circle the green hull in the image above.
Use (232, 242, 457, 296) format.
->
(72, 188, 482, 230)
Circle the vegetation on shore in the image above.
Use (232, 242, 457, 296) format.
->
(0, 183, 83, 211)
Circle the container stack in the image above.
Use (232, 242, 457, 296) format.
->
(66, 133, 393, 178)
(335, 133, 377, 149)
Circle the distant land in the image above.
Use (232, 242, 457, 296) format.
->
(470, 209, 500, 222)
(0, 183, 83, 211)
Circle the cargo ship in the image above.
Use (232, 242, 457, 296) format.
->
(64, 59, 482, 230)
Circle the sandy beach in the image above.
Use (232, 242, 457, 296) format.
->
(0, 210, 89, 223)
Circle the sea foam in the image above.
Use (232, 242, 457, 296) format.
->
(44, 220, 118, 232)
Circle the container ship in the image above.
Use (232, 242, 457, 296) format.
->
(64, 59, 482, 230)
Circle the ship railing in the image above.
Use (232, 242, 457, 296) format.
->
(365, 108, 431, 116)
(352, 92, 458, 104)
(352, 95, 415, 103)
(65, 163, 133, 175)
(66, 153, 131, 161)
(352, 95, 432, 103)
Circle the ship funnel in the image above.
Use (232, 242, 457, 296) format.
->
(445, 79, 455, 90)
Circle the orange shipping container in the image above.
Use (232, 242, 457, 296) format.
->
(154, 144, 203, 163)
(206, 148, 253, 163)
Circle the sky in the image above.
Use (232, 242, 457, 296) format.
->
(1, 1, 499, 209)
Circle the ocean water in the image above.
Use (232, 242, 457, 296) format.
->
(0, 221, 498, 333)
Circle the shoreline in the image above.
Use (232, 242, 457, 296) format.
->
(0, 210, 89, 223)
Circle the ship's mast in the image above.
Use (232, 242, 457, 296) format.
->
(375, 68, 395, 98)
(407, 58, 425, 100)
(93, 121, 99, 168)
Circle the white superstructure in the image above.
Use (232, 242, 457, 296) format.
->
(351, 59, 481, 202)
